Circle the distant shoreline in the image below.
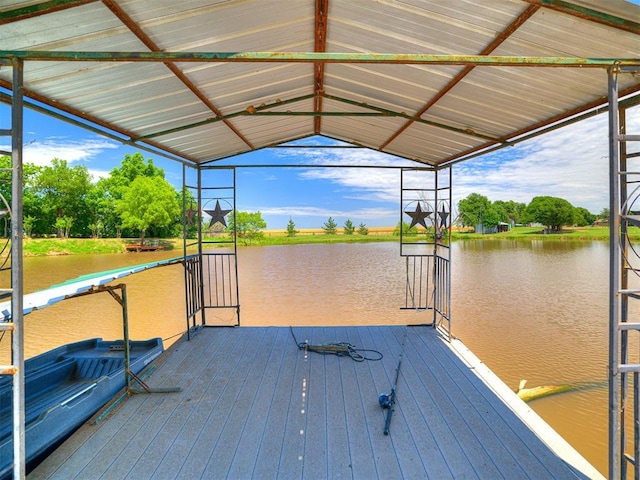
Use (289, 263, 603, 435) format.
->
(18, 226, 626, 257)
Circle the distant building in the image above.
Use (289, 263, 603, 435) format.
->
(475, 222, 511, 234)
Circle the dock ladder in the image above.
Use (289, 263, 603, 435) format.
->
(609, 65, 640, 480)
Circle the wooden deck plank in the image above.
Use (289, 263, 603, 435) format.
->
(224, 327, 290, 479)
(30, 329, 225, 480)
(167, 327, 268, 478)
(334, 327, 379, 480)
(199, 328, 284, 478)
(354, 326, 413, 479)
(419, 329, 585, 479)
(365, 326, 455, 480)
(300, 328, 329, 479)
(249, 329, 304, 479)
(413, 329, 540, 473)
(94, 327, 252, 479)
(273, 327, 310, 479)
(374, 325, 472, 479)
(29, 326, 597, 480)
(401, 327, 503, 477)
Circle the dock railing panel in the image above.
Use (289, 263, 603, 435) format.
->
(400, 167, 452, 338)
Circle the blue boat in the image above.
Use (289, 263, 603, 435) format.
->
(0, 337, 164, 478)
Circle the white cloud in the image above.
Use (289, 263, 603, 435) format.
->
(453, 108, 639, 213)
(0, 137, 119, 167)
(275, 106, 640, 215)
(268, 110, 628, 216)
(273, 143, 412, 203)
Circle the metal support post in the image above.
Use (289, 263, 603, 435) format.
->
(11, 58, 25, 480)
(197, 166, 207, 328)
(608, 64, 621, 480)
(232, 168, 240, 324)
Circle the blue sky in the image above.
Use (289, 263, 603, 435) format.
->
(1, 102, 639, 229)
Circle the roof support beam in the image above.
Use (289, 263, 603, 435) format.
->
(1, 50, 638, 67)
(135, 92, 499, 143)
(0, 0, 97, 25)
(323, 94, 498, 142)
(524, 0, 640, 35)
(0, 92, 193, 166)
(441, 82, 640, 167)
(313, 0, 329, 134)
(380, 4, 540, 150)
(100, 0, 254, 150)
(0, 78, 199, 164)
(135, 94, 317, 141)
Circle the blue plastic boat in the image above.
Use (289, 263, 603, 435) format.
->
(0, 337, 164, 477)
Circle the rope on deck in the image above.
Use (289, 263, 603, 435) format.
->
(289, 326, 383, 362)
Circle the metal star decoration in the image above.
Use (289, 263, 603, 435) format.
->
(437, 205, 449, 229)
(405, 202, 432, 229)
(204, 200, 232, 228)
(185, 208, 197, 227)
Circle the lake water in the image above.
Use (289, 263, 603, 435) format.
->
(0, 240, 613, 475)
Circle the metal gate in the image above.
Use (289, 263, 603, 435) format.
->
(183, 166, 239, 333)
(400, 167, 452, 339)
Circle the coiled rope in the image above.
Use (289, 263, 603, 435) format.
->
(289, 326, 383, 362)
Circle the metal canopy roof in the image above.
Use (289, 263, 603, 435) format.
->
(1, 0, 640, 167)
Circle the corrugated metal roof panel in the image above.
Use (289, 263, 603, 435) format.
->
(184, 63, 313, 115)
(0, 0, 638, 167)
(387, 122, 489, 164)
(154, 122, 249, 162)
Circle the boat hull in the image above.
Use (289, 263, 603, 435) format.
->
(0, 337, 163, 478)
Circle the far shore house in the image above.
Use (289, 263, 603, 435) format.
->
(474, 221, 511, 234)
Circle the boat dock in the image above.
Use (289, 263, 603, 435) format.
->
(29, 326, 602, 480)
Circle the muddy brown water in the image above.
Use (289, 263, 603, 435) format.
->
(0, 240, 614, 474)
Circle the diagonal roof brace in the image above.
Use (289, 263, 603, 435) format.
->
(0, 0, 98, 26)
(100, 0, 254, 150)
(524, 0, 640, 35)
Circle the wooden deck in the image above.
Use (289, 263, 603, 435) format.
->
(30, 326, 601, 479)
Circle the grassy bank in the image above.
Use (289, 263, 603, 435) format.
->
(19, 226, 636, 256)
(22, 238, 186, 256)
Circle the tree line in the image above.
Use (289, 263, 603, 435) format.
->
(457, 192, 606, 232)
(8, 150, 604, 242)
(1, 153, 189, 241)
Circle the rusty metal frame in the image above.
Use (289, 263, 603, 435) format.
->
(608, 65, 640, 480)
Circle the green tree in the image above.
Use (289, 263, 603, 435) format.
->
(286, 218, 298, 237)
(574, 206, 595, 226)
(116, 176, 180, 245)
(524, 196, 575, 232)
(108, 152, 165, 185)
(597, 207, 610, 222)
(393, 221, 418, 236)
(177, 188, 199, 238)
(226, 211, 267, 244)
(85, 182, 114, 238)
(55, 216, 74, 239)
(23, 215, 36, 238)
(343, 219, 355, 235)
(357, 222, 369, 235)
(35, 158, 92, 238)
(493, 200, 526, 225)
(457, 193, 492, 229)
(322, 217, 338, 234)
(0, 157, 42, 234)
(99, 153, 166, 237)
